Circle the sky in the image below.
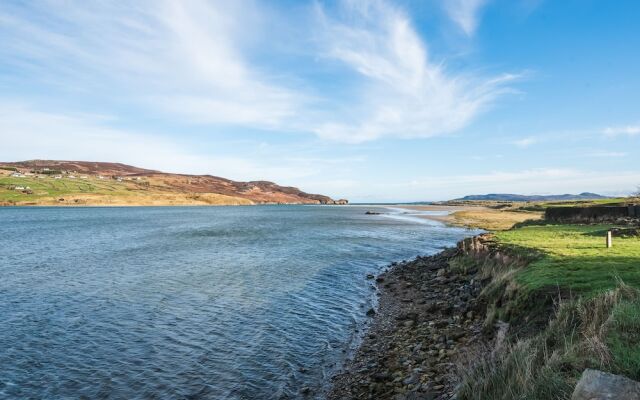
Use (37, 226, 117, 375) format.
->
(1, 0, 639, 202)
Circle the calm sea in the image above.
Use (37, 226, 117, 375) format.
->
(0, 206, 476, 399)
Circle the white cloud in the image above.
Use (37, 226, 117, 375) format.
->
(603, 124, 640, 137)
(0, 102, 314, 183)
(442, 0, 489, 36)
(0, 0, 300, 128)
(0, 0, 516, 144)
(314, 0, 516, 143)
(585, 151, 627, 158)
(512, 136, 538, 148)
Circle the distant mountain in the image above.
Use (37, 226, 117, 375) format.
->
(0, 160, 347, 206)
(455, 192, 608, 202)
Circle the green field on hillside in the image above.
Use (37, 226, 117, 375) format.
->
(0, 176, 133, 202)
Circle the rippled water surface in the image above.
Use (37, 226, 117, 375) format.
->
(0, 206, 476, 399)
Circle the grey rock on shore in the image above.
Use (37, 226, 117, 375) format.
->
(328, 248, 491, 400)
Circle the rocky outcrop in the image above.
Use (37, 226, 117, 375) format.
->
(571, 369, 640, 400)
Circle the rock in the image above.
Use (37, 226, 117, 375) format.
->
(366, 308, 376, 317)
(571, 369, 640, 400)
(366, 274, 375, 279)
(300, 386, 312, 395)
(373, 372, 392, 382)
(403, 372, 420, 385)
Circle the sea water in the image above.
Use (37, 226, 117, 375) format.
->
(0, 206, 476, 399)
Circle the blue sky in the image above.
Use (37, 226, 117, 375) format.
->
(1, 0, 639, 202)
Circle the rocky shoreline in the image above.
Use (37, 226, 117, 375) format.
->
(328, 247, 492, 400)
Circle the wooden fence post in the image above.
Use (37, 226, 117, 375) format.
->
(606, 231, 612, 248)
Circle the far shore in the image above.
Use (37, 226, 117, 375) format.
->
(357, 204, 541, 231)
(358, 204, 488, 226)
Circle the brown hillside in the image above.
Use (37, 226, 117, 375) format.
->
(1, 160, 346, 206)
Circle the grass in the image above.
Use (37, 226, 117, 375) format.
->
(0, 174, 253, 206)
(456, 218, 640, 399)
(459, 283, 640, 400)
(0, 176, 130, 200)
(495, 224, 640, 295)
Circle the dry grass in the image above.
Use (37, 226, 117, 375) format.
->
(10, 192, 255, 206)
(458, 283, 640, 400)
(451, 208, 543, 230)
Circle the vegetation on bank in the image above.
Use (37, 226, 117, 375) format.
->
(0, 174, 253, 206)
(450, 202, 640, 399)
(450, 207, 542, 231)
(497, 224, 640, 295)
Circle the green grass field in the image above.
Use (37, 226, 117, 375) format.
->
(0, 175, 133, 202)
(495, 224, 640, 295)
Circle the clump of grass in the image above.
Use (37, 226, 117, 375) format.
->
(458, 283, 640, 400)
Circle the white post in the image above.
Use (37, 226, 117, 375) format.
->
(606, 231, 612, 248)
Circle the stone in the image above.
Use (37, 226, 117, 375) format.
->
(571, 369, 640, 400)
(403, 372, 420, 385)
(373, 372, 392, 382)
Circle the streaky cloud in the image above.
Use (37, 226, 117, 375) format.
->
(312, 0, 516, 143)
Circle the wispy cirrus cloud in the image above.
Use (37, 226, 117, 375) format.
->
(585, 151, 627, 158)
(512, 136, 538, 148)
(0, 0, 515, 145)
(603, 124, 640, 137)
(0, 0, 300, 129)
(442, 0, 490, 36)
(313, 0, 516, 142)
(0, 102, 343, 186)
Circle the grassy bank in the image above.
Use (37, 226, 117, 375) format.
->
(453, 208, 640, 399)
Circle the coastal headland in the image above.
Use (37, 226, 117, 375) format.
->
(330, 198, 640, 399)
(0, 160, 347, 206)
